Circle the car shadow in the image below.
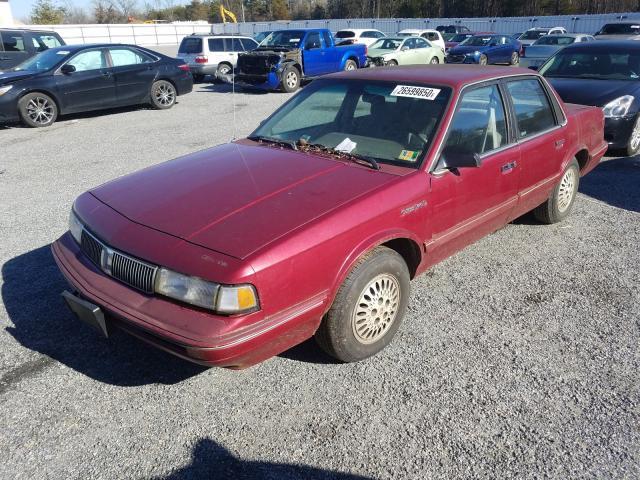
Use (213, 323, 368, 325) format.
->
(580, 155, 640, 213)
(199, 82, 272, 95)
(1, 245, 207, 387)
(154, 438, 373, 480)
(277, 337, 338, 365)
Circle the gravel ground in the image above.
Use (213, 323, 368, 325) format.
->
(0, 79, 639, 479)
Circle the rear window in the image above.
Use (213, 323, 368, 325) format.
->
(336, 31, 356, 39)
(598, 23, 640, 35)
(179, 37, 202, 54)
(1, 32, 27, 53)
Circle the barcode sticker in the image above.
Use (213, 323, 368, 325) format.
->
(391, 85, 441, 100)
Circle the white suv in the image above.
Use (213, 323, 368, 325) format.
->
(177, 34, 259, 82)
(397, 29, 446, 50)
(335, 29, 386, 46)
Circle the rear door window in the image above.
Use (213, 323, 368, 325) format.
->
(1, 31, 27, 52)
(109, 48, 152, 67)
(322, 31, 332, 47)
(506, 79, 557, 138)
(179, 37, 202, 54)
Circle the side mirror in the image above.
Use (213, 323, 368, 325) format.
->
(440, 146, 482, 169)
(60, 64, 76, 74)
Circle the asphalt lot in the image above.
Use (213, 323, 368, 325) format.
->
(0, 77, 639, 479)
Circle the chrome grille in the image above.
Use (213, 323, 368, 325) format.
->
(80, 230, 103, 266)
(110, 252, 156, 294)
(78, 229, 157, 294)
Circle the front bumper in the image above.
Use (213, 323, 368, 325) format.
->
(0, 88, 20, 123)
(52, 233, 326, 368)
(445, 54, 478, 64)
(604, 114, 637, 149)
(234, 71, 281, 91)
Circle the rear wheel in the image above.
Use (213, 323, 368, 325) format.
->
(344, 59, 357, 71)
(510, 51, 520, 65)
(479, 54, 488, 66)
(626, 114, 640, 157)
(533, 160, 580, 224)
(18, 92, 58, 128)
(149, 80, 176, 110)
(281, 66, 300, 93)
(216, 63, 232, 76)
(315, 246, 410, 363)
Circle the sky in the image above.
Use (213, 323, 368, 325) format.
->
(11, 0, 193, 21)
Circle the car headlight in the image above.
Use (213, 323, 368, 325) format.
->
(0, 85, 12, 96)
(473, 51, 481, 57)
(69, 208, 83, 244)
(155, 268, 259, 314)
(602, 95, 635, 118)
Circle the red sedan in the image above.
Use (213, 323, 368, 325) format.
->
(53, 66, 607, 368)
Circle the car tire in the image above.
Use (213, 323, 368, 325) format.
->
(387, 60, 398, 66)
(18, 92, 58, 128)
(192, 74, 205, 83)
(479, 54, 488, 66)
(533, 160, 580, 224)
(315, 246, 410, 363)
(510, 51, 520, 65)
(344, 59, 358, 71)
(149, 80, 176, 110)
(281, 65, 300, 93)
(430, 56, 440, 64)
(625, 114, 640, 157)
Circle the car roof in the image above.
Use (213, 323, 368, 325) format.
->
(558, 40, 640, 51)
(337, 28, 381, 33)
(188, 33, 253, 38)
(326, 65, 537, 89)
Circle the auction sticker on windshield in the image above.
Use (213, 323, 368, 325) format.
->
(391, 85, 441, 100)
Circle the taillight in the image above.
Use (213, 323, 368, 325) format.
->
(364, 45, 368, 56)
(178, 64, 190, 71)
(195, 56, 208, 64)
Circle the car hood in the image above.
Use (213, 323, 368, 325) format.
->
(0, 70, 37, 84)
(523, 45, 562, 58)
(90, 141, 399, 260)
(448, 45, 486, 55)
(546, 77, 640, 106)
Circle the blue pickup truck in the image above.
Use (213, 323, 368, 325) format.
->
(235, 29, 368, 92)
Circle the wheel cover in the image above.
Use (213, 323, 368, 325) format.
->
(351, 273, 401, 345)
(480, 55, 487, 65)
(346, 62, 356, 71)
(557, 168, 577, 213)
(26, 97, 54, 125)
(630, 117, 640, 152)
(430, 57, 439, 64)
(219, 65, 230, 75)
(285, 71, 297, 89)
(512, 52, 519, 63)
(155, 83, 175, 106)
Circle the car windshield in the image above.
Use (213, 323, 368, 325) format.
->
(370, 38, 402, 50)
(521, 30, 547, 40)
(460, 36, 494, 46)
(450, 34, 471, 42)
(540, 51, 640, 80)
(250, 79, 451, 168)
(597, 24, 640, 35)
(261, 30, 305, 48)
(254, 31, 271, 43)
(12, 48, 70, 72)
(534, 36, 576, 46)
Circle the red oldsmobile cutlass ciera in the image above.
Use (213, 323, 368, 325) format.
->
(53, 65, 607, 368)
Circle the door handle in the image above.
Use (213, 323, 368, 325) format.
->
(555, 139, 565, 149)
(102, 71, 112, 78)
(501, 161, 517, 174)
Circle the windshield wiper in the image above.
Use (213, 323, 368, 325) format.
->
(299, 142, 380, 170)
(248, 135, 297, 151)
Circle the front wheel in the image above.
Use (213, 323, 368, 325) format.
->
(510, 51, 520, 65)
(430, 56, 440, 64)
(149, 80, 176, 110)
(281, 66, 300, 93)
(479, 54, 488, 66)
(18, 92, 58, 128)
(315, 246, 410, 363)
(387, 60, 398, 66)
(533, 160, 580, 224)
(625, 114, 640, 157)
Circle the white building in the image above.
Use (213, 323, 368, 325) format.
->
(0, 0, 13, 26)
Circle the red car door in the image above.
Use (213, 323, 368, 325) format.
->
(426, 83, 521, 265)
(504, 78, 567, 215)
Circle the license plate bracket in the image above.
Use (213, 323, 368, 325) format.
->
(62, 290, 109, 338)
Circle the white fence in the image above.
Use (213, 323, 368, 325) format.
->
(16, 11, 640, 47)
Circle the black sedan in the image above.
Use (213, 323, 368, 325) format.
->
(0, 43, 193, 128)
(539, 41, 640, 156)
